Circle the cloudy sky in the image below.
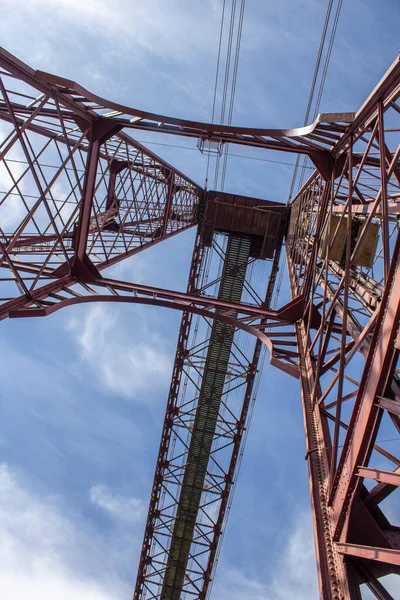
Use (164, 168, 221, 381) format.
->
(0, 1, 399, 599)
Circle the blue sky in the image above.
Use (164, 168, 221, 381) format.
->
(0, 1, 399, 599)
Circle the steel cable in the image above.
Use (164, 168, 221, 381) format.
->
(289, 0, 343, 199)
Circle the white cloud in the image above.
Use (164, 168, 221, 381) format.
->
(0, 571, 113, 600)
(0, 336, 146, 461)
(1, 0, 223, 67)
(0, 461, 319, 600)
(214, 510, 318, 600)
(90, 484, 144, 523)
(268, 510, 318, 599)
(0, 463, 135, 599)
(215, 510, 400, 600)
(67, 303, 172, 400)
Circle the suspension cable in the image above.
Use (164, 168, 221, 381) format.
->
(219, 0, 246, 191)
(296, 0, 344, 190)
(205, 0, 227, 186)
(204, 0, 246, 192)
(289, 0, 344, 199)
(214, 0, 239, 190)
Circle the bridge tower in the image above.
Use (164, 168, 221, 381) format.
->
(0, 47, 399, 599)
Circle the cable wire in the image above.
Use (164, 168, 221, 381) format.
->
(297, 0, 344, 190)
(205, 0, 227, 186)
(288, 0, 343, 199)
(219, 0, 246, 191)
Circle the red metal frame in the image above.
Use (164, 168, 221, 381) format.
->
(133, 231, 290, 600)
(286, 56, 400, 598)
(1, 48, 400, 599)
(0, 48, 201, 320)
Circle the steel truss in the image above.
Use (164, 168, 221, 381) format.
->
(0, 48, 200, 320)
(0, 47, 400, 599)
(134, 232, 289, 599)
(286, 55, 400, 599)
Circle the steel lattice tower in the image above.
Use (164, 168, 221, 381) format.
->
(0, 47, 399, 599)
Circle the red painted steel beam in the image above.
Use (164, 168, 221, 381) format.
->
(376, 397, 400, 416)
(333, 54, 400, 157)
(7, 287, 301, 380)
(7, 276, 304, 321)
(357, 466, 400, 487)
(331, 231, 400, 540)
(294, 318, 349, 599)
(74, 120, 122, 259)
(364, 467, 400, 508)
(337, 544, 400, 567)
(285, 57, 400, 599)
(0, 48, 355, 175)
(333, 202, 400, 215)
(287, 221, 349, 598)
(32, 64, 353, 158)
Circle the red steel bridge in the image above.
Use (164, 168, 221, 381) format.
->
(0, 47, 399, 599)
